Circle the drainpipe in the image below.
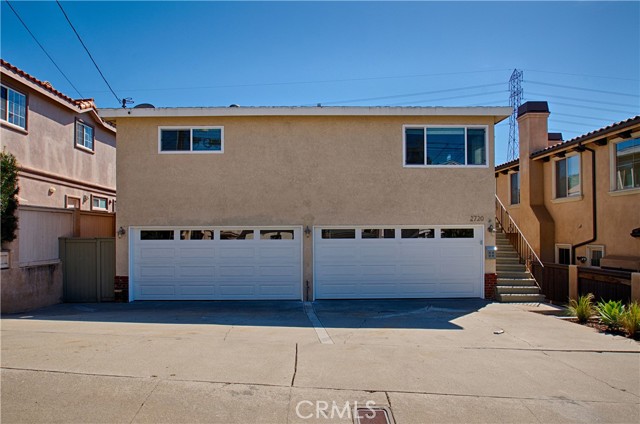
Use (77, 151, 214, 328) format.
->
(572, 145, 597, 264)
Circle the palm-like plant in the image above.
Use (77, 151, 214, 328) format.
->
(567, 294, 595, 324)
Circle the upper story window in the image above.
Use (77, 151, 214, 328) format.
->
(614, 137, 639, 191)
(510, 172, 520, 205)
(75, 119, 94, 151)
(403, 126, 487, 167)
(91, 195, 108, 211)
(1, 84, 27, 129)
(554, 154, 581, 199)
(159, 127, 223, 153)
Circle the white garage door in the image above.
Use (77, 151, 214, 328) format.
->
(314, 226, 483, 299)
(131, 227, 302, 300)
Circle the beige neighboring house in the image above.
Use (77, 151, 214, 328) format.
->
(1, 59, 116, 313)
(99, 105, 511, 301)
(496, 101, 640, 270)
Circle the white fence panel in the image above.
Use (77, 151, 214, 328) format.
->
(18, 207, 73, 266)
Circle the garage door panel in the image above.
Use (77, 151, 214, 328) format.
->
(315, 226, 482, 299)
(177, 266, 215, 278)
(139, 285, 175, 296)
(133, 227, 302, 300)
(138, 265, 175, 279)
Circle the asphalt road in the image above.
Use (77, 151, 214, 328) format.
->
(2, 299, 639, 423)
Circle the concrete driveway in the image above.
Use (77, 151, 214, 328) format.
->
(1, 300, 639, 423)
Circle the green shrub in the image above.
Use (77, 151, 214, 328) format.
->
(595, 300, 625, 330)
(567, 294, 595, 324)
(620, 302, 640, 338)
(1, 150, 20, 244)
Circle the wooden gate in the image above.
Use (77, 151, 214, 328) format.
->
(59, 238, 115, 302)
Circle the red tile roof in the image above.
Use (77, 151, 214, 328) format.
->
(1, 59, 96, 111)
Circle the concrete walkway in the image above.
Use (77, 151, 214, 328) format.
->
(1, 300, 639, 423)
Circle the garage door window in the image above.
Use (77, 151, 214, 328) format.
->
(322, 229, 356, 239)
(362, 229, 395, 239)
(180, 230, 214, 240)
(220, 230, 255, 240)
(260, 230, 295, 240)
(441, 228, 474, 238)
(141, 230, 174, 240)
(401, 229, 434, 238)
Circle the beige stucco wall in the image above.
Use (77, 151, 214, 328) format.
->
(0, 75, 116, 210)
(115, 115, 499, 288)
(496, 121, 640, 263)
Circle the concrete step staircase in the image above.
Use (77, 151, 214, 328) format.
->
(495, 231, 545, 303)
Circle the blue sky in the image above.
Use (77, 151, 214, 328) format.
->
(2, 1, 639, 164)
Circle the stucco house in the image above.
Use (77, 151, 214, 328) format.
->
(99, 105, 511, 301)
(495, 101, 640, 271)
(1, 59, 117, 312)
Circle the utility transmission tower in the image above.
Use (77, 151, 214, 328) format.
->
(507, 69, 523, 161)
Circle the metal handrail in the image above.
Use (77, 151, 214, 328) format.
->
(495, 194, 544, 270)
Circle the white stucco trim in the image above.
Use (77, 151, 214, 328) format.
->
(100, 106, 513, 123)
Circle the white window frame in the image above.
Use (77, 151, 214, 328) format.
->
(91, 195, 108, 211)
(65, 195, 81, 209)
(158, 126, 224, 154)
(402, 125, 489, 168)
(1, 83, 27, 130)
(552, 153, 582, 201)
(509, 171, 520, 206)
(75, 119, 95, 152)
(555, 243, 572, 265)
(586, 245, 605, 267)
(609, 136, 640, 194)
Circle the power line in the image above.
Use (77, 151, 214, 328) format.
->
(55, 0, 121, 105)
(387, 90, 506, 106)
(542, 101, 637, 116)
(553, 112, 622, 122)
(525, 69, 639, 83)
(550, 118, 612, 127)
(4, 0, 84, 98)
(526, 80, 638, 98)
(317, 82, 505, 105)
(527, 91, 638, 109)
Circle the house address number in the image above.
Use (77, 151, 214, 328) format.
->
(470, 215, 485, 222)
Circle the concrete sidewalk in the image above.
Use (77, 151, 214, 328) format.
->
(2, 300, 639, 423)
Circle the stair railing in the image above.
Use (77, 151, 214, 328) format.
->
(495, 194, 544, 274)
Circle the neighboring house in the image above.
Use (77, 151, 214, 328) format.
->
(496, 101, 639, 270)
(1, 59, 117, 313)
(99, 105, 511, 301)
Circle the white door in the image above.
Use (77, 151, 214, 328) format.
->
(314, 226, 483, 299)
(131, 227, 302, 300)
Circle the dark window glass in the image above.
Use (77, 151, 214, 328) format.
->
(260, 230, 294, 240)
(405, 128, 425, 165)
(141, 230, 174, 240)
(427, 128, 465, 165)
(1, 86, 6, 120)
(180, 230, 213, 240)
(193, 128, 222, 151)
(220, 230, 254, 240)
(441, 228, 474, 238)
(362, 229, 395, 239)
(467, 128, 486, 165)
(555, 158, 568, 198)
(590, 250, 603, 267)
(616, 138, 640, 190)
(321, 229, 355, 239)
(510, 172, 520, 205)
(401, 229, 434, 239)
(161, 130, 190, 151)
(558, 248, 571, 265)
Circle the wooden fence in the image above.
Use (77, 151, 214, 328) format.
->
(531, 262, 569, 303)
(59, 238, 115, 302)
(16, 206, 115, 267)
(578, 268, 632, 304)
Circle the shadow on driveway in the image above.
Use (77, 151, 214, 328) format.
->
(2, 299, 491, 330)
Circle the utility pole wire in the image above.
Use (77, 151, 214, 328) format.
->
(4, 0, 84, 98)
(55, 0, 121, 104)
